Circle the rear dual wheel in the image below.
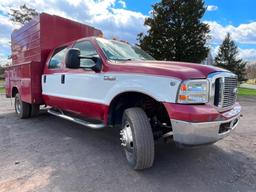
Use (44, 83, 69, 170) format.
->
(15, 93, 39, 118)
(15, 93, 30, 119)
(120, 107, 155, 170)
(30, 104, 40, 117)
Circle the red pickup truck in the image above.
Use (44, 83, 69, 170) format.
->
(5, 13, 241, 170)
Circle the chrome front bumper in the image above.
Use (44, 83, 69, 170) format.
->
(171, 106, 241, 145)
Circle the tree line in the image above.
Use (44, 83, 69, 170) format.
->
(3, 1, 250, 82)
(0, 66, 5, 80)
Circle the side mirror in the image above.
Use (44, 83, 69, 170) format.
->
(80, 56, 102, 72)
(65, 48, 102, 72)
(65, 48, 80, 69)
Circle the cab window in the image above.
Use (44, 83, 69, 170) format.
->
(48, 46, 67, 69)
(74, 41, 99, 68)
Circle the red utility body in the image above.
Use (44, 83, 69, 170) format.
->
(5, 13, 102, 104)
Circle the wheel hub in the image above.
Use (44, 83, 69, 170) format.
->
(15, 97, 21, 114)
(120, 122, 133, 152)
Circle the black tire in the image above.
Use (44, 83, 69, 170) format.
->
(30, 104, 40, 117)
(121, 107, 155, 170)
(15, 93, 30, 119)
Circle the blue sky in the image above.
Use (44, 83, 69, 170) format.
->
(125, 0, 255, 26)
(0, 0, 256, 65)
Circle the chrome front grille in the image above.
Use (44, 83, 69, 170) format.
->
(222, 77, 238, 108)
(208, 72, 238, 111)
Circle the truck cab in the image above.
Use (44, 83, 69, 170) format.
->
(5, 13, 241, 170)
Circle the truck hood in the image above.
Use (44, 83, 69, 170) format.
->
(108, 60, 227, 80)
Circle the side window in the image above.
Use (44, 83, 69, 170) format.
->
(48, 46, 67, 69)
(74, 41, 99, 68)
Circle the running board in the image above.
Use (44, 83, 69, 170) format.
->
(48, 109, 105, 129)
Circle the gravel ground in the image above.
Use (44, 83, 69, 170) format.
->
(0, 95, 255, 192)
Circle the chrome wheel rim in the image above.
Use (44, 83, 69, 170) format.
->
(15, 96, 21, 115)
(120, 121, 134, 153)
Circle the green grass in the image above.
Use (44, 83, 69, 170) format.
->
(0, 79, 5, 93)
(238, 87, 256, 96)
(0, 87, 5, 94)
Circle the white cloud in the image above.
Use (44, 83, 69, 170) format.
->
(0, 15, 14, 28)
(0, 37, 10, 46)
(118, 0, 126, 8)
(207, 21, 256, 60)
(239, 48, 256, 61)
(0, 0, 147, 62)
(0, 0, 146, 42)
(207, 21, 256, 45)
(207, 5, 218, 11)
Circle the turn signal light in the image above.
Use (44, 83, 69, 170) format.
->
(180, 84, 187, 91)
(179, 95, 188, 100)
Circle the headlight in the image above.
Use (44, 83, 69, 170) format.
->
(177, 79, 209, 104)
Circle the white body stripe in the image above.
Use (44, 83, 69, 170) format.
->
(42, 73, 181, 105)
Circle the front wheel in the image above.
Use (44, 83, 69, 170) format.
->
(120, 107, 155, 170)
(15, 93, 30, 119)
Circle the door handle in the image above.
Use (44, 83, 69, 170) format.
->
(61, 74, 65, 84)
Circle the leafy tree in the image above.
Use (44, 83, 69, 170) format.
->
(215, 33, 247, 82)
(0, 65, 4, 73)
(0, 65, 5, 80)
(138, 0, 210, 63)
(9, 4, 39, 25)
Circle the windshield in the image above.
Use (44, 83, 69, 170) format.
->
(96, 38, 155, 61)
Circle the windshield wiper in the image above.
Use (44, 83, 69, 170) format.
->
(110, 58, 133, 61)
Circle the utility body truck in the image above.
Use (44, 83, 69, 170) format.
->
(5, 13, 241, 170)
